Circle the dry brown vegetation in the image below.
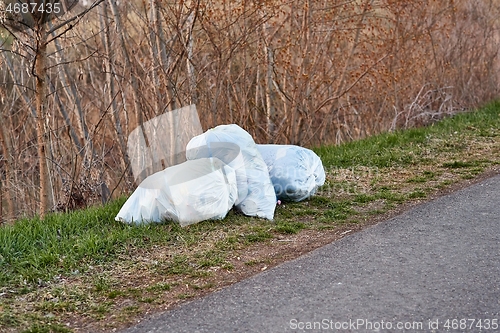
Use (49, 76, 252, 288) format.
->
(1, 0, 500, 220)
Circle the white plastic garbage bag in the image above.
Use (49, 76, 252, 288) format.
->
(186, 124, 276, 220)
(115, 157, 238, 227)
(257, 144, 326, 202)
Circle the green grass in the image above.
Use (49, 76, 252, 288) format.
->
(146, 283, 171, 292)
(316, 128, 427, 168)
(353, 193, 377, 203)
(315, 101, 500, 168)
(275, 221, 306, 234)
(1, 101, 500, 332)
(0, 201, 237, 290)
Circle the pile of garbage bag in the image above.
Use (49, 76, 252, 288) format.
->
(115, 124, 325, 226)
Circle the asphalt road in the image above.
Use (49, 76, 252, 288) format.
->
(122, 174, 500, 333)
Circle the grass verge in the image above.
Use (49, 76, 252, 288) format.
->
(1, 102, 500, 332)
